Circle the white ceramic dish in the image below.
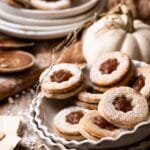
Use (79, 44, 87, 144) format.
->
(30, 93, 150, 150)
(0, 18, 89, 39)
(0, 18, 89, 31)
(1, 0, 99, 19)
(0, 0, 105, 39)
(34, 60, 150, 149)
(0, 5, 99, 26)
(0, 0, 103, 26)
(29, 94, 75, 150)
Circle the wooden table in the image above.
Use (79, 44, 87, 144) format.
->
(0, 39, 150, 150)
(0, 38, 85, 149)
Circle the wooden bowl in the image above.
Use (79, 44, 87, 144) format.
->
(0, 50, 35, 73)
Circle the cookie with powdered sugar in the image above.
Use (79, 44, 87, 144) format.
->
(90, 52, 131, 87)
(41, 63, 84, 94)
(30, 0, 71, 10)
(92, 63, 135, 92)
(79, 111, 120, 140)
(53, 106, 88, 140)
(130, 66, 150, 99)
(42, 82, 84, 99)
(98, 87, 148, 129)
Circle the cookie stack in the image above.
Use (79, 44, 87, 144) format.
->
(90, 52, 135, 92)
(54, 86, 149, 141)
(79, 110, 119, 140)
(74, 52, 135, 110)
(49, 51, 150, 141)
(41, 63, 84, 99)
(53, 106, 87, 140)
(130, 66, 150, 101)
(75, 87, 102, 110)
(79, 86, 149, 140)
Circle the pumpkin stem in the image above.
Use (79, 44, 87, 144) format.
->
(120, 4, 134, 33)
(109, 4, 134, 33)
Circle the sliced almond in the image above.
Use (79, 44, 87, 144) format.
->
(0, 135, 21, 150)
(0, 116, 22, 135)
(0, 116, 22, 150)
(0, 132, 5, 141)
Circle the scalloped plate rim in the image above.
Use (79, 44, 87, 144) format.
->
(34, 60, 150, 148)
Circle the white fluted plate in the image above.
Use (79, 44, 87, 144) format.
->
(29, 93, 76, 150)
(34, 61, 150, 149)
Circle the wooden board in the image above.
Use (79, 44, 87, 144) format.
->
(0, 39, 85, 149)
(0, 38, 86, 101)
(0, 40, 63, 100)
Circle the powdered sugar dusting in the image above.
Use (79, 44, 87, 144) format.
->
(54, 106, 88, 134)
(90, 52, 130, 86)
(41, 63, 83, 92)
(98, 87, 148, 129)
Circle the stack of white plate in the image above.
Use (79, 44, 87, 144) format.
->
(0, 0, 105, 39)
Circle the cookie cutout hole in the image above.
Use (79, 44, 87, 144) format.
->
(99, 59, 119, 74)
(93, 116, 116, 130)
(51, 70, 73, 83)
(131, 75, 145, 92)
(66, 111, 84, 125)
(113, 96, 132, 113)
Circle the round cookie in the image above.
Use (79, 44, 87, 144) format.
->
(75, 100, 98, 110)
(78, 87, 102, 104)
(130, 66, 150, 99)
(42, 82, 84, 99)
(92, 63, 135, 92)
(53, 106, 88, 140)
(30, 0, 71, 10)
(98, 87, 148, 129)
(41, 63, 83, 94)
(90, 52, 131, 86)
(54, 127, 84, 140)
(79, 111, 120, 140)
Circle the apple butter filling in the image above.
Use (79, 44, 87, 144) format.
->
(113, 96, 132, 113)
(51, 70, 73, 83)
(93, 116, 116, 130)
(131, 75, 145, 92)
(99, 59, 119, 74)
(66, 111, 84, 125)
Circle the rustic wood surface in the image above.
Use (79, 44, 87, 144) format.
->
(0, 92, 39, 150)
(0, 39, 63, 149)
(0, 38, 150, 149)
(0, 39, 86, 149)
(0, 1, 149, 148)
(0, 39, 63, 100)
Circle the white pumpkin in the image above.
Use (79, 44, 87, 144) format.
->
(83, 5, 150, 65)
